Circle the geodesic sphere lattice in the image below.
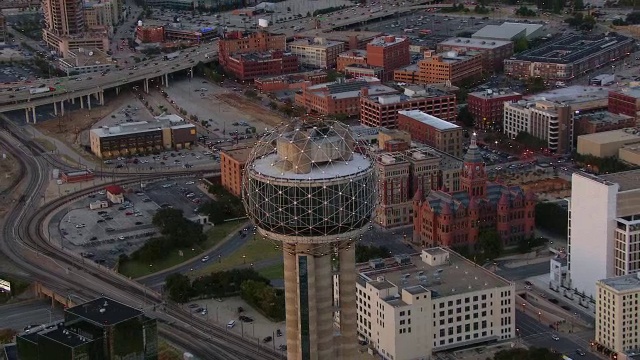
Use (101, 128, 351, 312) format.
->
(241, 120, 376, 242)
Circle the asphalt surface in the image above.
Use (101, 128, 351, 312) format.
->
(0, 299, 64, 331)
(496, 261, 550, 281)
(516, 311, 598, 360)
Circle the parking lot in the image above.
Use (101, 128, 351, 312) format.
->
(0, 63, 40, 90)
(48, 177, 209, 267)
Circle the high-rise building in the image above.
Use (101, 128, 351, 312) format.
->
(220, 146, 252, 197)
(467, 89, 522, 130)
(567, 170, 640, 299)
(16, 297, 158, 360)
(595, 273, 640, 357)
(413, 134, 535, 247)
(356, 248, 515, 360)
(242, 120, 377, 359)
(42, 0, 109, 56)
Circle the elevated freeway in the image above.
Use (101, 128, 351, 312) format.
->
(0, 130, 283, 360)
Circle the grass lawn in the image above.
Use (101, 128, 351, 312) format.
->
(119, 220, 245, 278)
(257, 262, 284, 279)
(194, 237, 281, 276)
(158, 340, 183, 360)
(33, 138, 56, 152)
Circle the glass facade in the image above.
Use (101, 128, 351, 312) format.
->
(298, 255, 311, 359)
(246, 173, 376, 237)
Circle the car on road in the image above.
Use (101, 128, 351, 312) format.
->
(185, 181, 195, 185)
(239, 315, 253, 323)
(551, 334, 560, 341)
(201, 256, 210, 262)
(75, 224, 86, 228)
(118, 236, 125, 240)
(576, 349, 586, 356)
(263, 336, 272, 343)
(525, 281, 533, 286)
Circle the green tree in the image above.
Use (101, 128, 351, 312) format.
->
(165, 273, 192, 303)
(574, 0, 585, 10)
(535, 203, 568, 237)
(457, 106, 475, 128)
(627, 12, 640, 24)
(478, 230, 503, 260)
(525, 77, 546, 94)
(514, 37, 529, 53)
(355, 245, 390, 263)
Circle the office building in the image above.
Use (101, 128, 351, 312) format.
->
(609, 87, 640, 120)
(343, 64, 385, 80)
(437, 38, 514, 72)
(83, 0, 119, 33)
(135, 25, 165, 43)
(503, 100, 573, 153)
(596, 273, 640, 357)
(397, 110, 463, 158)
(294, 30, 382, 51)
(218, 31, 286, 68)
(57, 48, 116, 75)
(366, 36, 411, 80)
(16, 296, 158, 360)
(220, 146, 252, 197)
(374, 146, 463, 228)
(360, 85, 457, 129)
(472, 22, 544, 41)
(568, 170, 640, 299)
(242, 120, 377, 359)
(337, 49, 368, 71)
(224, 50, 299, 81)
(356, 248, 515, 360)
(42, 0, 110, 57)
(574, 112, 635, 138)
(527, 85, 609, 114)
(576, 128, 640, 158)
(413, 134, 535, 247)
(467, 89, 522, 130)
(504, 34, 634, 80)
(394, 50, 483, 86)
(295, 77, 396, 116)
(288, 38, 345, 69)
(89, 115, 197, 159)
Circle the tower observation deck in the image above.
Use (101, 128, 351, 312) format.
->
(242, 120, 377, 360)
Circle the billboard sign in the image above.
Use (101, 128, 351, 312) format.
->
(0, 279, 10, 293)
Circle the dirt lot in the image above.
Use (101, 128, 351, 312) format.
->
(34, 94, 139, 146)
(0, 149, 20, 218)
(215, 93, 285, 127)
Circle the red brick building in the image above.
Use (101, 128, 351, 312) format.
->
(574, 111, 636, 138)
(225, 50, 299, 81)
(397, 110, 464, 158)
(337, 49, 368, 71)
(436, 38, 514, 72)
(413, 135, 536, 248)
(360, 85, 457, 129)
(136, 26, 164, 43)
(366, 36, 411, 80)
(218, 31, 286, 69)
(608, 88, 640, 120)
(61, 170, 95, 183)
(254, 71, 327, 92)
(467, 89, 522, 130)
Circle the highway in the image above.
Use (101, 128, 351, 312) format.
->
(0, 299, 65, 330)
(0, 129, 283, 359)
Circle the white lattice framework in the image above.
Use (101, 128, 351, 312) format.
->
(241, 120, 378, 256)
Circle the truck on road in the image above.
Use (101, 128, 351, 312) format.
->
(29, 87, 55, 95)
(164, 51, 180, 61)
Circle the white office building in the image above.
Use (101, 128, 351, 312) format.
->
(568, 170, 640, 300)
(356, 248, 515, 360)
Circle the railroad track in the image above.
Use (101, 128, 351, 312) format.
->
(0, 131, 282, 359)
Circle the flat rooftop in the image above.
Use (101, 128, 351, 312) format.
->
(469, 89, 521, 99)
(510, 34, 633, 64)
(435, 51, 481, 64)
(576, 111, 634, 126)
(369, 36, 407, 48)
(579, 128, 640, 145)
(398, 110, 460, 131)
(222, 146, 253, 163)
(339, 49, 368, 58)
(65, 297, 142, 326)
(439, 37, 512, 49)
(289, 38, 344, 49)
(613, 86, 640, 99)
(308, 78, 397, 100)
(295, 30, 382, 43)
(410, 146, 462, 171)
(90, 115, 193, 138)
(250, 151, 371, 180)
(473, 22, 543, 40)
(599, 273, 640, 292)
(526, 85, 609, 105)
(600, 169, 640, 192)
(357, 248, 510, 299)
(143, 19, 217, 34)
(40, 327, 94, 348)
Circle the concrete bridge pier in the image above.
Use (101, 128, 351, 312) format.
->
(53, 102, 57, 116)
(70, 97, 75, 105)
(164, 73, 169, 87)
(79, 96, 84, 109)
(99, 91, 104, 106)
(115, 87, 120, 95)
(30, 106, 36, 124)
(87, 94, 92, 110)
(60, 100, 65, 116)
(143, 78, 149, 93)
(24, 107, 30, 123)
(190, 67, 194, 79)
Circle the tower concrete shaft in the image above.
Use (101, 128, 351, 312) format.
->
(283, 242, 358, 360)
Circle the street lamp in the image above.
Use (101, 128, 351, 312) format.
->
(243, 254, 246, 264)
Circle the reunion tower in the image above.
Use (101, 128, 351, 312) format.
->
(242, 120, 376, 360)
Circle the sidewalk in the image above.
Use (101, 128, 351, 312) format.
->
(526, 274, 595, 322)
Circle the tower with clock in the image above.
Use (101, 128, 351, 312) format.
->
(460, 133, 487, 198)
